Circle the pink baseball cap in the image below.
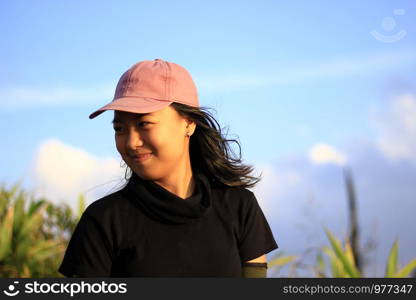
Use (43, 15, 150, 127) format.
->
(89, 58, 199, 119)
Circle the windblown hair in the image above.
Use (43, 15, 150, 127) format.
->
(121, 102, 262, 189)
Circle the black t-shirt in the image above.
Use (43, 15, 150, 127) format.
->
(58, 171, 278, 277)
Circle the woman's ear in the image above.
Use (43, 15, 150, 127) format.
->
(185, 119, 196, 136)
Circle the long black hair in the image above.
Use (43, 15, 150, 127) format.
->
(121, 102, 262, 189)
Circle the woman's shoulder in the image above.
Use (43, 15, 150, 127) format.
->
(218, 184, 254, 196)
(211, 183, 256, 207)
(211, 185, 263, 225)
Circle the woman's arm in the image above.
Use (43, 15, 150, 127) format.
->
(242, 254, 268, 278)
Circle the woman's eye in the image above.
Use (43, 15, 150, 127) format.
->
(113, 123, 150, 133)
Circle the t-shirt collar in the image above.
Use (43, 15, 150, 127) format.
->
(125, 171, 212, 224)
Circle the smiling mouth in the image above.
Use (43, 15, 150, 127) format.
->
(131, 153, 153, 162)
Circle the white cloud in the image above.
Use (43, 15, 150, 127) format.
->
(308, 143, 347, 166)
(371, 93, 416, 164)
(29, 139, 125, 211)
(251, 163, 302, 216)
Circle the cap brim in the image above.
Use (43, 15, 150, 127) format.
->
(89, 97, 173, 119)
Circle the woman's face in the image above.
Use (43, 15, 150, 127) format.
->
(113, 105, 195, 181)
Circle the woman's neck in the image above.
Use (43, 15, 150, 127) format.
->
(153, 161, 195, 200)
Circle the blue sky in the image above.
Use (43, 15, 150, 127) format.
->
(1, 0, 416, 277)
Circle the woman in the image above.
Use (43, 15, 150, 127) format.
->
(59, 58, 278, 277)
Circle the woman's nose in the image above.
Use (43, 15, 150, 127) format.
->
(125, 129, 144, 149)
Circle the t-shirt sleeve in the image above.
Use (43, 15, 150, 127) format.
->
(238, 192, 278, 262)
(58, 211, 113, 277)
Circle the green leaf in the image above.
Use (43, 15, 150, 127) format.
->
(344, 240, 356, 267)
(316, 253, 326, 271)
(269, 255, 297, 268)
(12, 195, 26, 235)
(385, 238, 399, 277)
(324, 228, 360, 277)
(27, 240, 64, 262)
(0, 206, 14, 260)
(323, 246, 344, 277)
(0, 182, 83, 277)
(77, 193, 86, 219)
(314, 252, 327, 277)
(28, 199, 46, 216)
(19, 203, 48, 239)
(0, 184, 14, 216)
(16, 238, 33, 263)
(395, 259, 416, 278)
